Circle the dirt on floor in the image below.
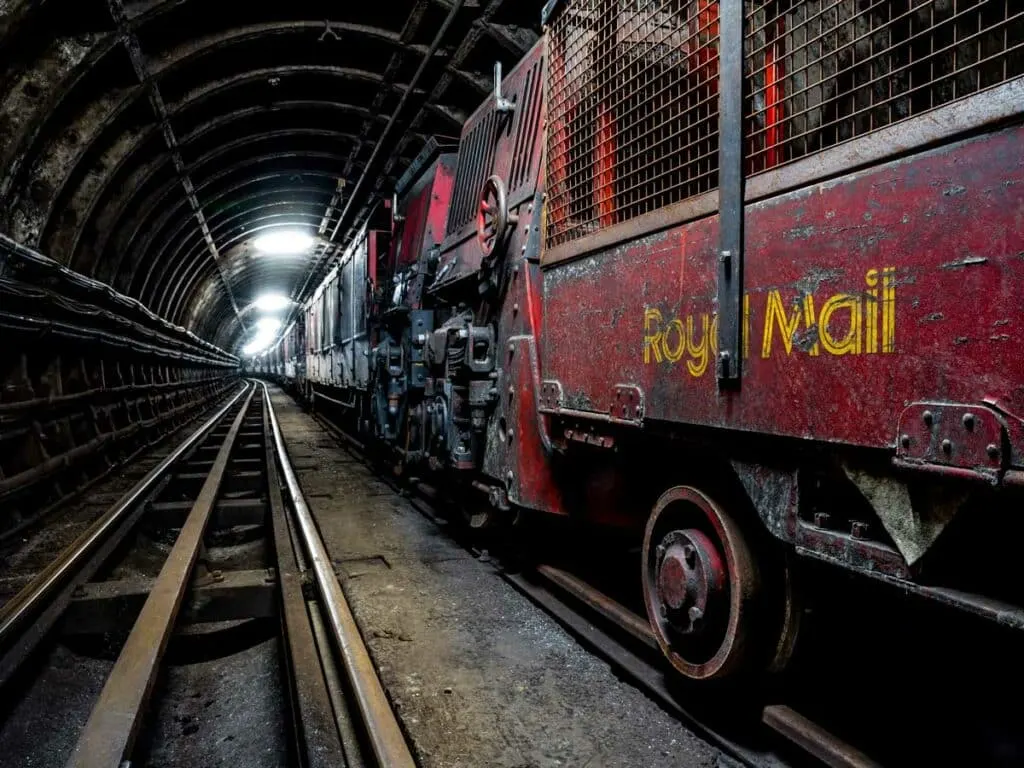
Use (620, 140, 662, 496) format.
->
(270, 387, 725, 768)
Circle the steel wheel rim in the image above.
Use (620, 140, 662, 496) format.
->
(642, 485, 760, 681)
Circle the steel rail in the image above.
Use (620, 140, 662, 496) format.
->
(262, 397, 348, 768)
(0, 381, 249, 651)
(65, 383, 256, 768)
(262, 382, 415, 768)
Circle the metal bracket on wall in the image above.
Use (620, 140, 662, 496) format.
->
(716, 0, 744, 388)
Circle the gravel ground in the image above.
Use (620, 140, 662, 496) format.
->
(0, 642, 113, 767)
(271, 387, 724, 768)
(138, 636, 290, 768)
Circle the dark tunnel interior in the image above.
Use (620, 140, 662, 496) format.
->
(0, 0, 544, 352)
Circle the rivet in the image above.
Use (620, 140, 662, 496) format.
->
(899, 433, 911, 449)
(962, 412, 976, 430)
(941, 438, 952, 454)
(521, 244, 527, 253)
(513, 303, 519, 313)
(987, 443, 1000, 460)
(922, 410, 934, 426)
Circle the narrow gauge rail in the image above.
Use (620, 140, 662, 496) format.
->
(304, 394, 876, 768)
(0, 380, 413, 768)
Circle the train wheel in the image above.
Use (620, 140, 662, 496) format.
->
(642, 486, 760, 681)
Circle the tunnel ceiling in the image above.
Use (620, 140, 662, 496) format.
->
(0, 0, 543, 351)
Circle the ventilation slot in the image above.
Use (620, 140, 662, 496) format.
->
(446, 111, 499, 238)
(510, 61, 544, 194)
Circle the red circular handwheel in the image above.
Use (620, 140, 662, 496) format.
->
(477, 175, 509, 257)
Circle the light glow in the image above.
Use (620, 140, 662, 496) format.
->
(241, 318, 282, 356)
(242, 334, 275, 356)
(252, 293, 291, 312)
(253, 230, 315, 255)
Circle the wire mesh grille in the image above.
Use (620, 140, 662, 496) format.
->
(546, 0, 722, 249)
(545, 0, 1024, 250)
(746, 0, 1024, 173)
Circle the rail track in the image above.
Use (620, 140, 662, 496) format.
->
(0, 380, 414, 768)
(304, 396, 882, 768)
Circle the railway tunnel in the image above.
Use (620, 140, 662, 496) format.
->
(3, 1, 1024, 766)
(0, 0, 548, 569)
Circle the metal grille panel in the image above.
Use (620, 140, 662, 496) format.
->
(510, 59, 545, 193)
(545, 0, 1024, 250)
(446, 111, 499, 237)
(546, 0, 721, 249)
(746, 0, 1024, 173)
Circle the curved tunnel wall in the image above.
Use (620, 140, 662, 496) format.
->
(0, 0, 541, 352)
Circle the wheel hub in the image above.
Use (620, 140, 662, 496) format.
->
(655, 529, 726, 634)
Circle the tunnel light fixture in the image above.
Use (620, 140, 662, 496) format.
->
(253, 230, 315, 255)
(256, 317, 282, 332)
(253, 293, 291, 312)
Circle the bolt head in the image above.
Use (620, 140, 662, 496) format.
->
(682, 544, 697, 566)
(941, 438, 952, 454)
(923, 410, 934, 426)
(688, 606, 704, 623)
(900, 433, 911, 449)
(987, 443, 1000, 460)
(962, 412, 976, 430)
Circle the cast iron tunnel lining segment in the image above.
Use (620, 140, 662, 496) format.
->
(0, 0, 543, 352)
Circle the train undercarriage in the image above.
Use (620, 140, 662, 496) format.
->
(252, 0, 1024, 686)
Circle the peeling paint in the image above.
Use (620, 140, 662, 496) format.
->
(939, 255, 988, 269)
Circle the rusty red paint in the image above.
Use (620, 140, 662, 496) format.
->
(434, 41, 546, 292)
(540, 124, 1024, 462)
(763, 17, 784, 171)
(596, 107, 616, 228)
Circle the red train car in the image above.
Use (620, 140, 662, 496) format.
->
(269, 0, 1024, 683)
